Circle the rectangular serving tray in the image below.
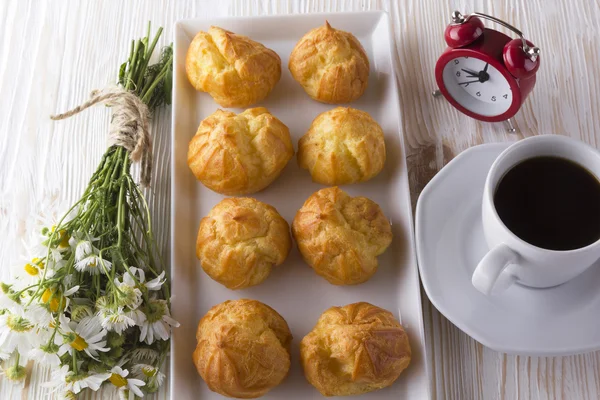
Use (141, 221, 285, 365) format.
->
(171, 11, 429, 399)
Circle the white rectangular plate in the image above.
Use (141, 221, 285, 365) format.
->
(171, 11, 429, 399)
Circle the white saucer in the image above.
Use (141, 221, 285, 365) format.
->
(415, 143, 600, 356)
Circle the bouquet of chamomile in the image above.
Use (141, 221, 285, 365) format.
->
(0, 24, 177, 399)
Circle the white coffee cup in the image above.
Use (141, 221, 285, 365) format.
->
(472, 135, 600, 295)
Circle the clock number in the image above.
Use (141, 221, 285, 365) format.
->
(454, 59, 459, 65)
(503, 94, 508, 99)
(491, 96, 497, 102)
(456, 71, 461, 77)
(476, 91, 481, 97)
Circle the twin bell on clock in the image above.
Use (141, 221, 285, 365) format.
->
(434, 11, 540, 133)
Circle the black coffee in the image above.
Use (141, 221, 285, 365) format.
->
(494, 156, 600, 251)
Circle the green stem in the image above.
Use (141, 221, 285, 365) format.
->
(126, 40, 141, 91)
(136, 26, 163, 90)
(140, 53, 172, 103)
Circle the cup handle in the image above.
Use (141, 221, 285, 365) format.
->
(472, 243, 518, 295)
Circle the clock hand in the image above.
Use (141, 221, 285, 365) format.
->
(461, 68, 479, 78)
(458, 79, 480, 87)
(475, 63, 491, 83)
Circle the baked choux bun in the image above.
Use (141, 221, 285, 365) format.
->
(196, 197, 292, 289)
(291, 187, 392, 285)
(188, 107, 294, 195)
(298, 107, 386, 185)
(186, 26, 281, 107)
(289, 21, 369, 103)
(193, 299, 292, 398)
(300, 302, 411, 396)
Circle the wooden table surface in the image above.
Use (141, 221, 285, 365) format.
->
(1, 0, 600, 399)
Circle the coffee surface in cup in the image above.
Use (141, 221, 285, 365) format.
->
(494, 156, 600, 251)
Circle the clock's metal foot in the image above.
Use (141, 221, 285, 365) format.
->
(432, 89, 442, 98)
(504, 118, 517, 133)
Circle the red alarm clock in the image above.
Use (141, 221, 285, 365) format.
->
(433, 11, 540, 132)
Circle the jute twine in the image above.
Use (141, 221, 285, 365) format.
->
(50, 86, 153, 187)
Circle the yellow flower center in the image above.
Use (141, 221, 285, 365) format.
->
(142, 366, 157, 378)
(59, 230, 70, 248)
(109, 373, 128, 387)
(24, 263, 39, 276)
(24, 257, 45, 276)
(70, 334, 88, 351)
(51, 226, 70, 248)
(89, 259, 97, 267)
(41, 288, 63, 312)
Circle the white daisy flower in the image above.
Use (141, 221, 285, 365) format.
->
(98, 306, 136, 334)
(28, 342, 61, 367)
(0, 310, 42, 354)
(132, 363, 165, 392)
(26, 303, 53, 327)
(113, 273, 143, 310)
(57, 315, 109, 360)
(45, 225, 72, 252)
(69, 371, 112, 393)
(68, 232, 97, 261)
(36, 283, 78, 315)
(127, 267, 165, 291)
(139, 299, 179, 345)
(75, 254, 112, 275)
(39, 287, 66, 313)
(144, 271, 166, 291)
(11, 256, 45, 287)
(110, 366, 146, 398)
(43, 364, 111, 395)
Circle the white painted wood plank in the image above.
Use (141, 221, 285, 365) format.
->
(1, 0, 599, 399)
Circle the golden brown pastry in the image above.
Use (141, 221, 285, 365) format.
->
(188, 108, 294, 195)
(186, 26, 281, 107)
(289, 21, 369, 104)
(300, 302, 411, 396)
(292, 187, 392, 285)
(194, 299, 292, 398)
(196, 197, 291, 289)
(298, 107, 386, 185)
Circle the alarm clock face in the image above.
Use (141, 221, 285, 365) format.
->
(442, 56, 513, 117)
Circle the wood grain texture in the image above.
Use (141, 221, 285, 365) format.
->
(1, 0, 599, 399)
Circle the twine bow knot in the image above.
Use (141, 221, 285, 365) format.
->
(51, 86, 153, 187)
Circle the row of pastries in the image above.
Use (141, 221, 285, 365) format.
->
(185, 22, 411, 398)
(196, 187, 392, 290)
(193, 299, 412, 398)
(187, 106, 386, 195)
(186, 22, 370, 107)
